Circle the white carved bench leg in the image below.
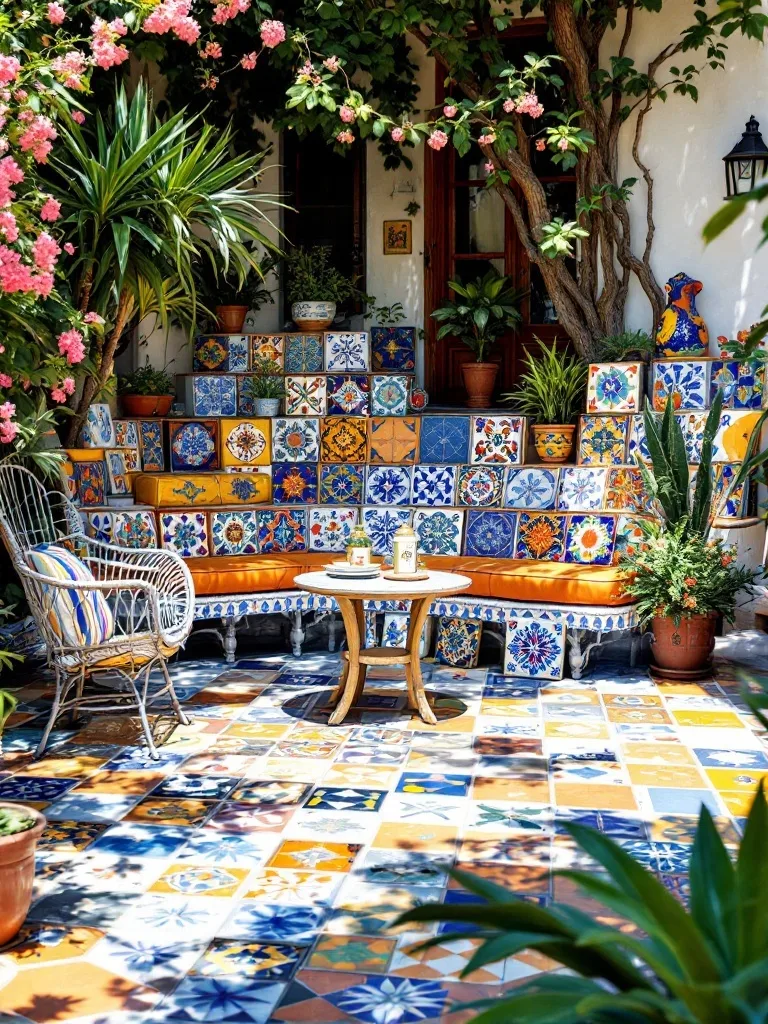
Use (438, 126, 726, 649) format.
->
(223, 616, 238, 664)
(290, 610, 305, 657)
(567, 629, 604, 679)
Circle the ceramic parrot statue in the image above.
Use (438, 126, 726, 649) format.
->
(654, 272, 709, 358)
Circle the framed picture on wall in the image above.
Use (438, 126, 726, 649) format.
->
(383, 220, 412, 255)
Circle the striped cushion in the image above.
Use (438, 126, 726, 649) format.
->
(27, 544, 114, 647)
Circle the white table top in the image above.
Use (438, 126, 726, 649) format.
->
(294, 569, 473, 600)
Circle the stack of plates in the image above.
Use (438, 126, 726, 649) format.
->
(324, 560, 381, 580)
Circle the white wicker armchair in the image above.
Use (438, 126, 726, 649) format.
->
(0, 464, 195, 758)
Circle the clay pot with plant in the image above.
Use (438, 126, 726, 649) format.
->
(118, 361, 175, 417)
(284, 245, 367, 331)
(241, 357, 286, 416)
(621, 392, 767, 676)
(206, 255, 278, 333)
(432, 271, 524, 408)
(502, 339, 588, 462)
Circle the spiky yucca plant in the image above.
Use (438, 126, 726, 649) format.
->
(397, 784, 768, 1024)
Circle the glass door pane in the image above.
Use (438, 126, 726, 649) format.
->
(454, 187, 506, 254)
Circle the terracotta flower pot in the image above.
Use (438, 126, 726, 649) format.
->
(121, 394, 173, 418)
(532, 423, 576, 463)
(651, 613, 717, 673)
(216, 304, 249, 333)
(462, 362, 498, 408)
(0, 805, 46, 945)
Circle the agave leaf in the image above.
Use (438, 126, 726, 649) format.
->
(469, 975, 610, 1024)
(736, 781, 768, 966)
(688, 803, 737, 973)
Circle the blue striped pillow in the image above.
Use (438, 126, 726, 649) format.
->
(27, 544, 114, 647)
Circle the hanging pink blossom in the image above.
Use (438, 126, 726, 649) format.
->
(202, 41, 222, 58)
(260, 19, 286, 47)
(63, 241, 76, 254)
(47, 1, 66, 23)
(33, 272, 54, 298)
(336, 129, 354, 144)
(484, 161, 494, 174)
(57, 328, 85, 364)
(0, 246, 36, 294)
(14, 89, 28, 102)
(390, 126, 405, 143)
(52, 50, 88, 89)
(90, 18, 130, 70)
(535, 139, 546, 151)
(516, 92, 544, 118)
(427, 129, 448, 151)
(71, 110, 85, 124)
(51, 387, 67, 403)
(323, 56, 340, 72)
(240, 53, 258, 69)
(62, 377, 76, 395)
(0, 420, 18, 445)
(83, 311, 104, 324)
(18, 116, 57, 162)
(339, 105, 356, 124)
(33, 231, 60, 272)
(0, 374, 11, 388)
(203, 75, 218, 90)
(478, 133, 496, 145)
(144, 0, 201, 43)
(0, 57, 20, 87)
(40, 197, 61, 222)
(210, 0, 249, 24)
(0, 401, 15, 419)
(503, 98, 515, 114)
(558, 137, 569, 151)
(443, 105, 457, 118)
(0, 211, 17, 241)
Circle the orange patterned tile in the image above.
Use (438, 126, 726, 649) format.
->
(0, 962, 156, 1022)
(471, 775, 550, 802)
(554, 783, 637, 810)
(621, 742, 696, 765)
(371, 821, 458, 854)
(73, 770, 164, 795)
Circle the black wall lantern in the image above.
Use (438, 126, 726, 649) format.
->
(724, 115, 768, 198)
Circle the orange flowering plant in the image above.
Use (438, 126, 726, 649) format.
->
(621, 521, 760, 627)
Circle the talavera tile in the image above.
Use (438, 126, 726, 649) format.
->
(308, 508, 358, 552)
(211, 510, 260, 555)
(285, 375, 327, 416)
(320, 417, 368, 463)
(161, 511, 209, 557)
(651, 360, 708, 411)
(273, 463, 318, 504)
(365, 465, 412, 506)
(371, 375, 409, 416)
(324, 332, 369, 371)
(435, 617, 482, 667)
(257, 509, 307, 552)
(578, 415, 629, 466)
(710, 359, 765, 410)
(505, 618, 566, 679)
(367, 418, 419, 465)
(556, 467, 607, 512)
(564, 513, 616, 565)
(371, 326, 416, 371)
(463, 510, 517, 557)
(411, 465, 456, 507)
(457, 465, 504, 508)
(413, 509, 464, 556)
(587, 362, 642, 413)
(515, 512, 565, 560)
(505, 467, 558, 510)
(170, 420, 218, 472)
(285, 333, 323, 374)
(471, 416, 525, 464)
(319, 464, 365, 504)
(271, 418, 320, 463)
(362, 507, 412, 557)
(419, 416, 470, 464)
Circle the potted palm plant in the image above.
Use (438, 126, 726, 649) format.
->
(241, 357, 285, 416)
(431, 271, 524, 408)
(118, 361, 175, 417)
(205, 256, 278, 333)
(502, 338, 588, 462)
(284, 245, 365, 330)
(621, 391, 766, 675)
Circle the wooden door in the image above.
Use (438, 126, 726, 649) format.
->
(424, 29, 576, 405)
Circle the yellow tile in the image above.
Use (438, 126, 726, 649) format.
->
(705, 767, 768, 792)
(554, 783, 637, 810)
(606, 707, 672, 724)
(219, 418, 272, 467)
(672, 710, 745, 728)
(626, 764, 704, 788)
(149, 863, 248, 897)
(544, 721, 609, 740)
(372, 822, 457, 854)
(621, 742, 696, 766)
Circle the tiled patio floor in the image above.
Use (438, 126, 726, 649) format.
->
(0, 639, 767, 1024)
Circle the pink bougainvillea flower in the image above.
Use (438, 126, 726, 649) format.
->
(323, 55, 340, 72)
(558, 137, 569, 151)
(0, 401, 15, 420)
(0, 420, 18, 445)
(33, 232, 60, 272)
(47, 2, 66, 23)
(517, 92, 544, 118)
(535, 138, 546, 151)
(62, 377, 76, 395)
(83, 311, 104, 324)
(0, 246, 36, 294)
(336, 129, 354, 144)
(339, 105, 356, 124)
(478, 133, 496, 145)
(260, 19, 285, 47)
(90, 18, 130, 70)
(443, 105, 457, 118)
(0, 374, 11, 388)
(0, 56, 21, 87)
(57, 328, 86, 364)
(484, 161, 494, 174)
(63, 241, 76, 254)
(0, 211, 17, 241)
(40, 197, 61, 222)
(202, 41, 222, 58)
(390, 126, 405, 143)
(19, 115, 58, 161)
(51, 50, 88, 89)
(144, 0, 201, 42)
(51, 387, 67, 403)
(427, 129, 449, 150)
(71, 110, 86, 124)
(240, 52, 258, 69)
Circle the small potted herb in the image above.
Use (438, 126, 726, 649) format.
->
(284, 245, 365, 330)
(431, 271, 524, 407)
(593, 329, 654, 363)
(206, 257, 278, 333)
(242, 357, 285, 416)
(502, 339, 588, 462)
(0, 690, 46, 945)
(118, 360, 175, 417)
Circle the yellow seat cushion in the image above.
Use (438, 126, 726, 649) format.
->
(187, 552, 631, 607)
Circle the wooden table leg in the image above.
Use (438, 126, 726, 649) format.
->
(405, 596, 437, 725)
(329, 596, 363, 726)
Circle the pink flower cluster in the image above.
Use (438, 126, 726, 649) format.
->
(323, 56, 340, 73)
(83, 311, 104, 324)
(0, 246, 52, 297)
(240, 52, 257, 70)
(71, 110, 85, 125)
(558, 138, 569, 151)
(33, 231, 60, 272)
(47, 1, 66, 23)
(478, 132, 496, 145)
(260, 19, 285, 47)
(57, 328, 85, 365)
(0, 56, 20, 87)
(0, 399, 17, 444)
(339, 105, 355, 124)
(0, 155, 23, 208)
(91, 18, 130, 70)
(51, 377, 75, 403)
(0, 211, 17, 241)
(443, 105, 457, 118)
(211, 0, 250, 25)
(40, 197, 61, 222)
(504, 92, 544, 118)
(0, 374, 11, 388)
(18, 115, 57, 162)
(336, 129, 354, 144)
(427, 129, 448, 151)
(143, 0, 201, 43)
(51, 50, 87, 89)
(202, 41, 222, 58)
(390, 126, 405, 143)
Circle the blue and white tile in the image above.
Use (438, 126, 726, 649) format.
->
(190, 376, 237, 417)
(418, 416, 470, 464)
(457, 465, 504, 507)
(308, 507, 358, 552)
(651, 360, 708, 411)
(324, 332, 369, 372)
(371, 375, 409, 416)
(114, 419, 140, 448)
(211, 510, 260, 555)
(362, 507, 412, 557)
(463, 510, 517, 557)
(326, 375, 369, 416)
(79, 402, 116, 447)
(410, 465, 456, 506)
(161, 512, 209, 557)
(413, 509, 464, 556)
(504, 467, 558, 510)
(556, 467, 607, 511)
(271, 418, 320, 462)
(365, 465, 412, 505)
(504, 617, 566, 680)
(105, 450, 130, 495)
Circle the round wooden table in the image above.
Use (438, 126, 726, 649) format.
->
(294, 569, 472, 726)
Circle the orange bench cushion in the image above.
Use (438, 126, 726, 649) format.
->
(187, 552, 632, 607)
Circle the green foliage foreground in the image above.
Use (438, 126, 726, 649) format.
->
(396, 783, 768, 1024)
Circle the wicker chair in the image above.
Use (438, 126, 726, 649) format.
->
(0, 464, 195, 758)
